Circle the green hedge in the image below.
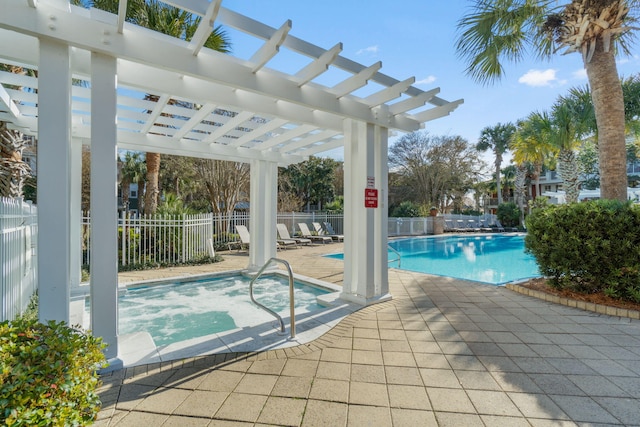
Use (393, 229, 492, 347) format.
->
(1, 319, 106, 426)
(525, 199, 640, 302)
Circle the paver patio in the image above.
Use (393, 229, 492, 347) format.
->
(97, 243, 640, 426)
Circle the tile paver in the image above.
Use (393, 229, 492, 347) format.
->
(99, 243, 640, 426)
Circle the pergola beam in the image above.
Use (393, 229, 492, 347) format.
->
(364, 77, 415, 107)
(227, 118, 288, 147)
(298, 135, 345, 156)
(0, 84, 20, 118)
(255, 124, 316, 151)
(249, 20, 291, 73)
(140, 94, 171, 134)
(202, 110, 253, 143)
(294, 43, 342, 87)
(329, 61, 382, 99)
(172, 103, 217, 140)
(412, 99, 464, 122)
(117, 0, 127, 34)
(189, 0, 222, 56)
(280, 129, 340, 154)
(388, 87, 440, 115)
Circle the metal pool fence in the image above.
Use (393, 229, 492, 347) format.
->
(81, 211, 346, 269)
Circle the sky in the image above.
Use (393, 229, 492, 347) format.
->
(222, 0, 640, 165)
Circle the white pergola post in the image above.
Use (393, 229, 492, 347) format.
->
(37, 39, 72, 323)
(90, 52, 120, 363)
(342, 119, 391, 305)
(374, 125, 389, 297)
(248, 159, 278, 271)
(70, 138, 83, 290)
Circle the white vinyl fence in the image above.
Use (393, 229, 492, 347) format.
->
(1, 197, 37, 321)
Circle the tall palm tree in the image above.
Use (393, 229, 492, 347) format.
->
(476, 122, 516, 205)
(119, 151, 146, 212)
(550, 101, 586, 203)
(622, 74, 640, 139)
(456, 0, 639, 201)
(81, 0, 231, 214)
(512, 115, 556, 199)
(0, 64, 33, 198)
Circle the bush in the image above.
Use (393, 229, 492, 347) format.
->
(390, 201, 421, 217)
(1, 319, 107, 426)
(497, 202, 521, 228)
(525, 200, 640, 302)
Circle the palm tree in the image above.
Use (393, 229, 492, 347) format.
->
(456, 0, 639, 201)
(119, 151, 146, 212)
(81, 0, 231, 214)
(0, 64, 33, 198)
(550, 101, 585, 203)
(476, 122, 516, 205)
(622, 74, 640, 139)
(512, 115, 556, 200)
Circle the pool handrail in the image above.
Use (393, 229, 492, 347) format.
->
(249, 258, 296, 339)
(388, 244, 401, 268)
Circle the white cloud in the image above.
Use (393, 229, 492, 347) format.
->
(572, 68, 587, 80)
(356, 45, 379, 56)
(518, 69, 558, 87)
(415, 75, 437, 85)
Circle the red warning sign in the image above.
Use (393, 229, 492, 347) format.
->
(364, 188, 378, 208)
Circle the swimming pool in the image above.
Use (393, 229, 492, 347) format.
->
(88, 273, 334, 347)
(327, 234, 541, 285)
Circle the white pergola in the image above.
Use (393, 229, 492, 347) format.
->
(0, 0, 462, 364)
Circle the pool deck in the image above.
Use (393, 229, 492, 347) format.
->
(98, 241, 640, 426)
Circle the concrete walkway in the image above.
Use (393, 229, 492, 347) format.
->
(97, 243, 640, 426)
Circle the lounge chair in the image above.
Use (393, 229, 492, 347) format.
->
(465, 219, 481, 232)
(444, 219, 464, 233)
(297, 222, 332, 244)
(313, 221, 344, 242)
(277, 223, 310, 246)
(231, 224, 251, 251)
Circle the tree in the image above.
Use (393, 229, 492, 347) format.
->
(193, 159, 250, 217)
(0, 123, 30, 198)
(388, 132, 483, 211)
(279, 157, 340, 211)
(119, 151, 146, 212)
(622, 74, 640, 138)
(476, 122, 516, 205)
(512, 115, 556, 199)
(0, 64, 34, 198)
(553, 91, 596, 202)
(456, 0, 639, 201)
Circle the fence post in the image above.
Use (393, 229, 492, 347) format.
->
(182, 213, 187, 263)
(120, 210, 126, 267)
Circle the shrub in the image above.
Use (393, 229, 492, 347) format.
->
(525, 200, 640, 302)
(390, 201, 421, 217)
(497, 202, 521, 228)
(1, 319, 107, 426)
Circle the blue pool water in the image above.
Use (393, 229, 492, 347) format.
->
(327, 234, 541, 285)
(111, 275, 330, 346)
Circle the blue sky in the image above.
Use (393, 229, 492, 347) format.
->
(224, 0, 640, 163)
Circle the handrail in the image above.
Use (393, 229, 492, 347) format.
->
(388, 244, 401, 268)
(249, 257, 296, 339)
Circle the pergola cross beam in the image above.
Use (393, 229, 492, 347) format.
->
(249, 20, 292, 73)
